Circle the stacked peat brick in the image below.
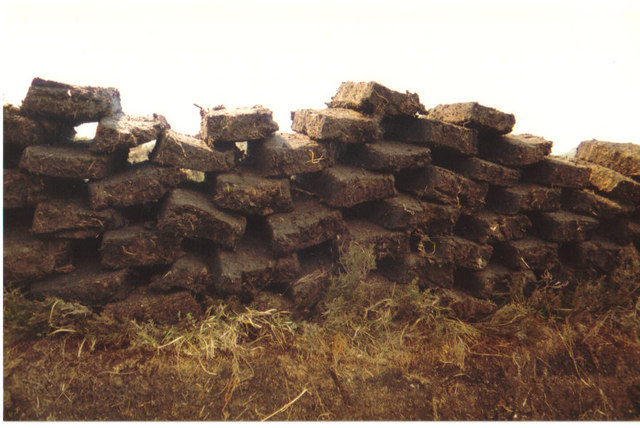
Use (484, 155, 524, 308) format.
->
(4, 78, 640, 322)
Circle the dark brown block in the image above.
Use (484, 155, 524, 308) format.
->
(455, 264, 537, 300)
(563, 238, 623, 272)
(103, 289, 202, 324)
(379, 254, 455, 289)
(529, 211, 599, 242)
(338, 219, 410, 261)
(151, 129, 237, 172)
(247, 132, 334, 177)
(3, 230, 73, 286)
(522, 157, 591, 188)
(494, 238, 560, 271)
(396, 165, 488, 214)
(449, 157, 520, 187)
(88, 164, 187, 210)
(21, 77, 122, 125)
(30, 265, 132, 306)
(362, 194, 461, 233)
(200, 105, 279, 145)
(291, 108, 381, 143)
(417, 201, 463, 235)
(561, 188, 633, 218)
(348, 140, 431, 172)
(302, 165, 396, 208)
(426, 102, 515, 136)
(576, 139, 640, 180)
(3, 169, 49, 209)
(455, 211, 531, 244)
(157, 188, 246, 249)
(212, 237, 300, 295)
(266, 199, 345, 256)
(19, 145, 123, 179)
(327, 81, 424, 117)
(432, 236, 493, 270)
(582, 161, 640, 204)
(487, 184, 561, 215)
(385, 116, 479, 156)
(100, 225, 183, 269)
(3, 103, 75, 148)
(31, 199, 125, 239)
(149, 254, 212, 294)
(479, 134, 553, 166)
(364, 194, 430, 230)
(91, 114, 171, 154)
(213, 171, 293, 215)
(597, 219, 640, 247)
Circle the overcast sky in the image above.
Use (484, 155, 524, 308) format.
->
(2, 0, 639, 154)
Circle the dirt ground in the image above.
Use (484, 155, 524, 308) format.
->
(4, 244, 640, 421)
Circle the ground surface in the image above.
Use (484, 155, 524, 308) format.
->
(4, 244, 640, 421)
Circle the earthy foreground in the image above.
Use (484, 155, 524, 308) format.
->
(4, 243, 640, 421)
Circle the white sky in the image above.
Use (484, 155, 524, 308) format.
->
(2, 0, 639, 154)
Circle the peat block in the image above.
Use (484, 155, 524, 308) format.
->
(478, 133, 553, 166)
(426, 102, 515, 136)
(455, 264, 537, 300)
(91, 114, 171, 154)
(363, 194, 433, 230)
(347, 140, 431, 172)
(416, 201, 463, 235)
(581, 161, 640, 204)
(247, 132, 334, 177)
(455, 211, 531, 244)
(529, 211, 599, 242)
(562, 238, 624, 272)
(149, 254, 212, 294)
(200, 105, 279, 145)
(21, 77, 122, 125)
(266, 199, 345, 256)
(432, 236, 493, 270)
(289, 251, 333, 311)
(3, 229, 73, 286)
(3, 169, 49, 209)
(378, 253, 455, 289)
(396, 165, 488, 214)
(576, 140, 640, 180)
(19, 144, 124, 180)
(31, 199, 126, 239)
(88, 164, 187, 210)
(212, 237, 300, 295)
(103, 289, 202, 324)
(291, 108, 381, 144)
(327, 81, 424, 117)
(522, 157, 591, 188)
(597, 219, 640, 247)
(493, 238, 560, 271)
(561, 188, 633, 218)
(301, 165, 396, 208)
(3, 103, 75, 147)
(213, 171, 293, 215)
(449, 156, 520, 187)
(157, 188, 246, 249)
(151, 129, 238, 172)
(338, 219, 410, 261)
(486, 184, 561, 215)
(436, 288, 498, 321)
(100, 225, 183, 269)
(384, 116, 479, 156)
(30, 264, 132, 306)
(360, 194, 461, 234)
